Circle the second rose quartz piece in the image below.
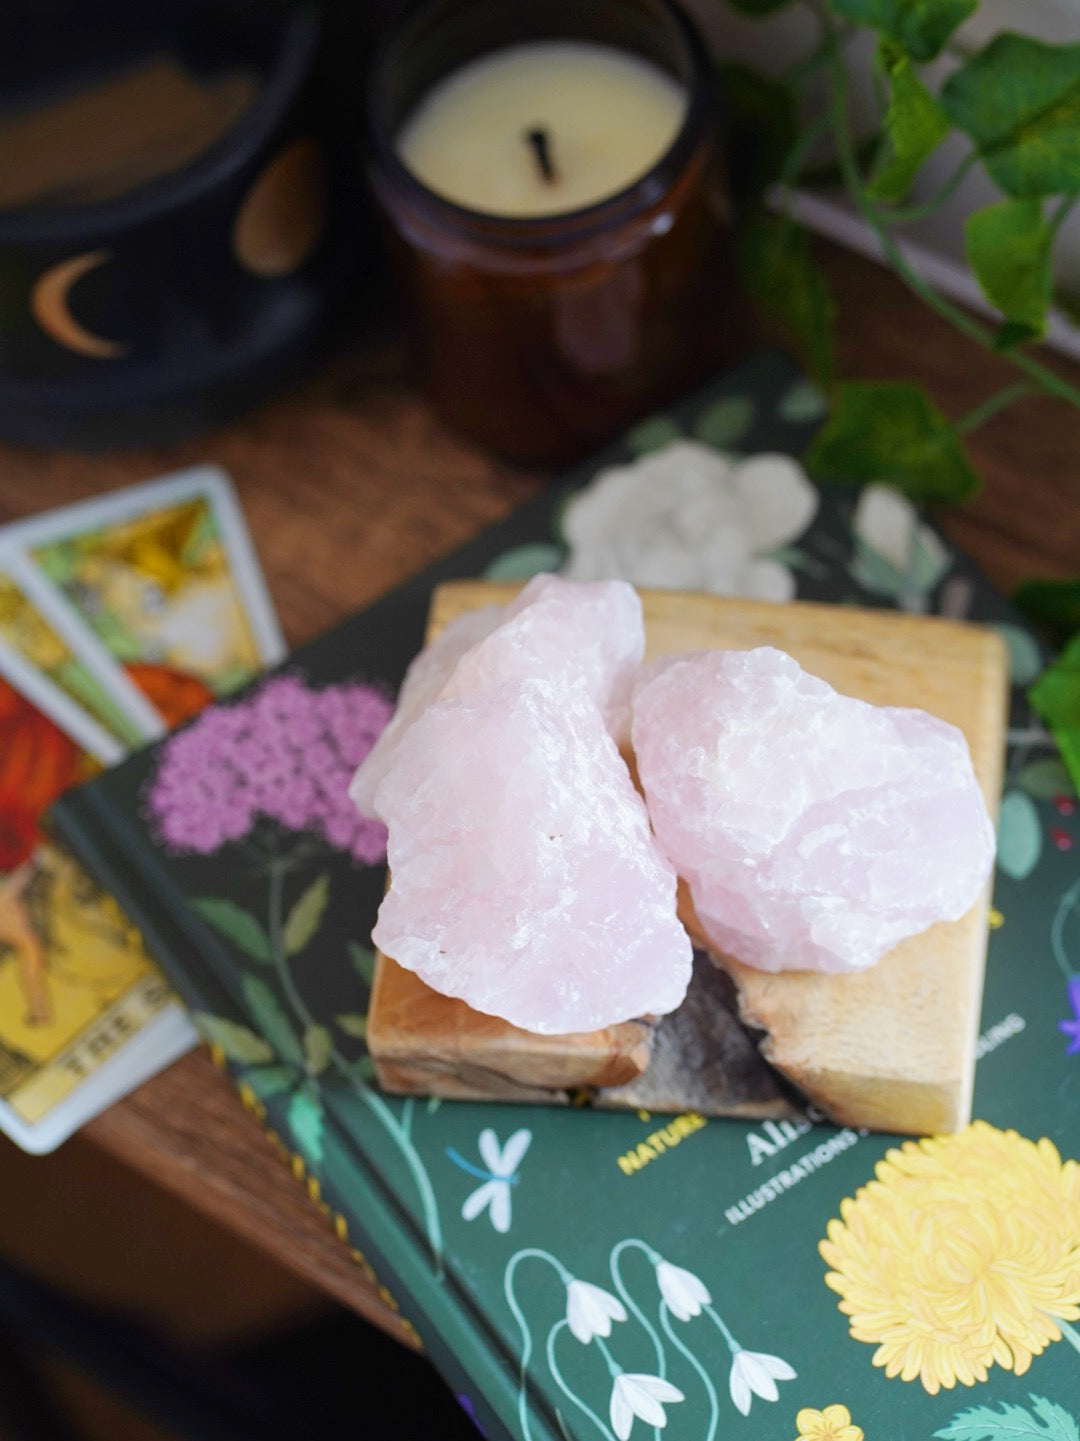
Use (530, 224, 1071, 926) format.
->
(372, 678, 693, 1034)
(632, 647, 996, 974)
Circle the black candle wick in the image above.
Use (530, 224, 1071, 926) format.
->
(525, 127, 557, 183)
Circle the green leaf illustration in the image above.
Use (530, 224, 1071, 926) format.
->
(1014, 578, 1080, 648)
(348, 941, 376, 985)
(997, 790, 1043, 881)
(994, 623, 1044, 685)
(241, 974, 304, 1066)
(303, 1024, 332, 1076)
(831, 0, 975, 61)
(777, 379, 829, 423)
(715, 61, 798, 201)
(942, 35, 1080, 197)
(246, 1064, 298, 1100)
(192, 1013, 273, 1065)
(1030, 634, 1080, 795)
(336, 1014, 369, 1041)
(804, 380, 980, 501)
(1018, 757, 1075, 799)
(693, 395, 757, 449)
(343, 1055, 376, 1083)
(191, 897, 271, 964)
(869, 44, 950, 202)
(935, 1394, 1080, 1440)
(288, 1085, 325, 1165)
(283, 874, 330, 957)
(740, 216, 835, 386)
(483, 544, 564, 581)
(625, 415, 683, 455)
(965, 199, 1053, 342)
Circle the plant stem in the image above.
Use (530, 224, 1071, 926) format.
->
(823, 25, 1080, 413)
(266, 857, 444, 1274)
(659, 1306, 718, 1441)
(954, 382, 1036, 436)
(877, 150, 978, 225)
(609, 1241, 665, 1378)
(1050, 191, 1080, 239)
(779, 110, 833, 192)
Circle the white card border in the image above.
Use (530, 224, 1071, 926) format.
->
(0, 1003, 196, 1154)
(3, 465, 286, 671)
(0, 637, 124, 766)
(0, 548, 165, 743)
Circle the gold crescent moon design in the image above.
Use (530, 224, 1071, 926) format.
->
(30, 250, 127, 360)
(232, 139, 326, 278)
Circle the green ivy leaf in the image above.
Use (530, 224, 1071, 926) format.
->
(1014, 577, 1080, 647)
(241, 974, 304, 1066)
(1030, 633, 1080, 796)
(283, 874, 330, 957)
(804, 380, 980, 501)
(246, 1064, 298, 1100)
(740, 215, 835, 386)
(996, 789, 1043, 880)
(192, 1013, 273, 1065)
(303, 1024, 332, 1076)
(869, 44, 951, 202)
(965, 198, 1053, 340)
(347, 941, 376, 985)
(715, 61, 799, 201)
(942, 35, 1080, 197)
(190, 897, 271, 964)
(935, 1394, 1080, 1440)
(336, 1014, 369, 1042)
(831, 0, 975, 62)
(288, 1085, 325, 1165)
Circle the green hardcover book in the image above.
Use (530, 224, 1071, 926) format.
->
(51, 353, 1080, 1441)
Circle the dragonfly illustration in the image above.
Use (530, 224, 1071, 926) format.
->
(447, 1127, 532, 1234)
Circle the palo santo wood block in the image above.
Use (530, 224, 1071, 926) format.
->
(368, 580, 1008, 1135)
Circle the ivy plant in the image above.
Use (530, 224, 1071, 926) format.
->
(724, 0, 1080, 505)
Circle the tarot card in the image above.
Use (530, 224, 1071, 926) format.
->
(0, 644, 193, 1153)
(7, 466, 285, 726)
(0, 548, 162, 747)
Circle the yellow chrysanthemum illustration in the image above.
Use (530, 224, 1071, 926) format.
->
(820, 1121, 1080, 1395)
(795, 1402, 863, 1440)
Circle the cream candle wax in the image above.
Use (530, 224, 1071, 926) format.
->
(395, 42, 687, 219)
(366, 0, 746, 465)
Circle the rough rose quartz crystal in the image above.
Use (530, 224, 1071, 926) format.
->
(350, 574, 644, 819)
(632, 647, 996, 974)
(371, 677, 692, 1033)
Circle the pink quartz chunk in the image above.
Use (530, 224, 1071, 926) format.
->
(632, 647, 996, 974)
(371, 677, 693, 1034)
(349, 606, 503, 818)
(443, 574, 645, 743)
(350, 575, 644, 819)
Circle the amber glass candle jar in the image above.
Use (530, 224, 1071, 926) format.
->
(365, 0, 746, 466)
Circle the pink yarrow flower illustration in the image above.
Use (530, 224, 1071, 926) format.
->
(146, 674, 393, 864)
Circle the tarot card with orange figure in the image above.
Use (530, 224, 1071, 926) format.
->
(6, 467, 285, 729)
(0, 642, 192, 1152)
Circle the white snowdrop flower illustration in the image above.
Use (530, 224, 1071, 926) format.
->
(728, 1347, 797, 1415)
(564, 1279, 627, 1344)
(609, 1372, 685, 1438)
(655, 1259, 711, 1321)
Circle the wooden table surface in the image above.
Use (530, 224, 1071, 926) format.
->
(2, 242, 1078, 1350)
